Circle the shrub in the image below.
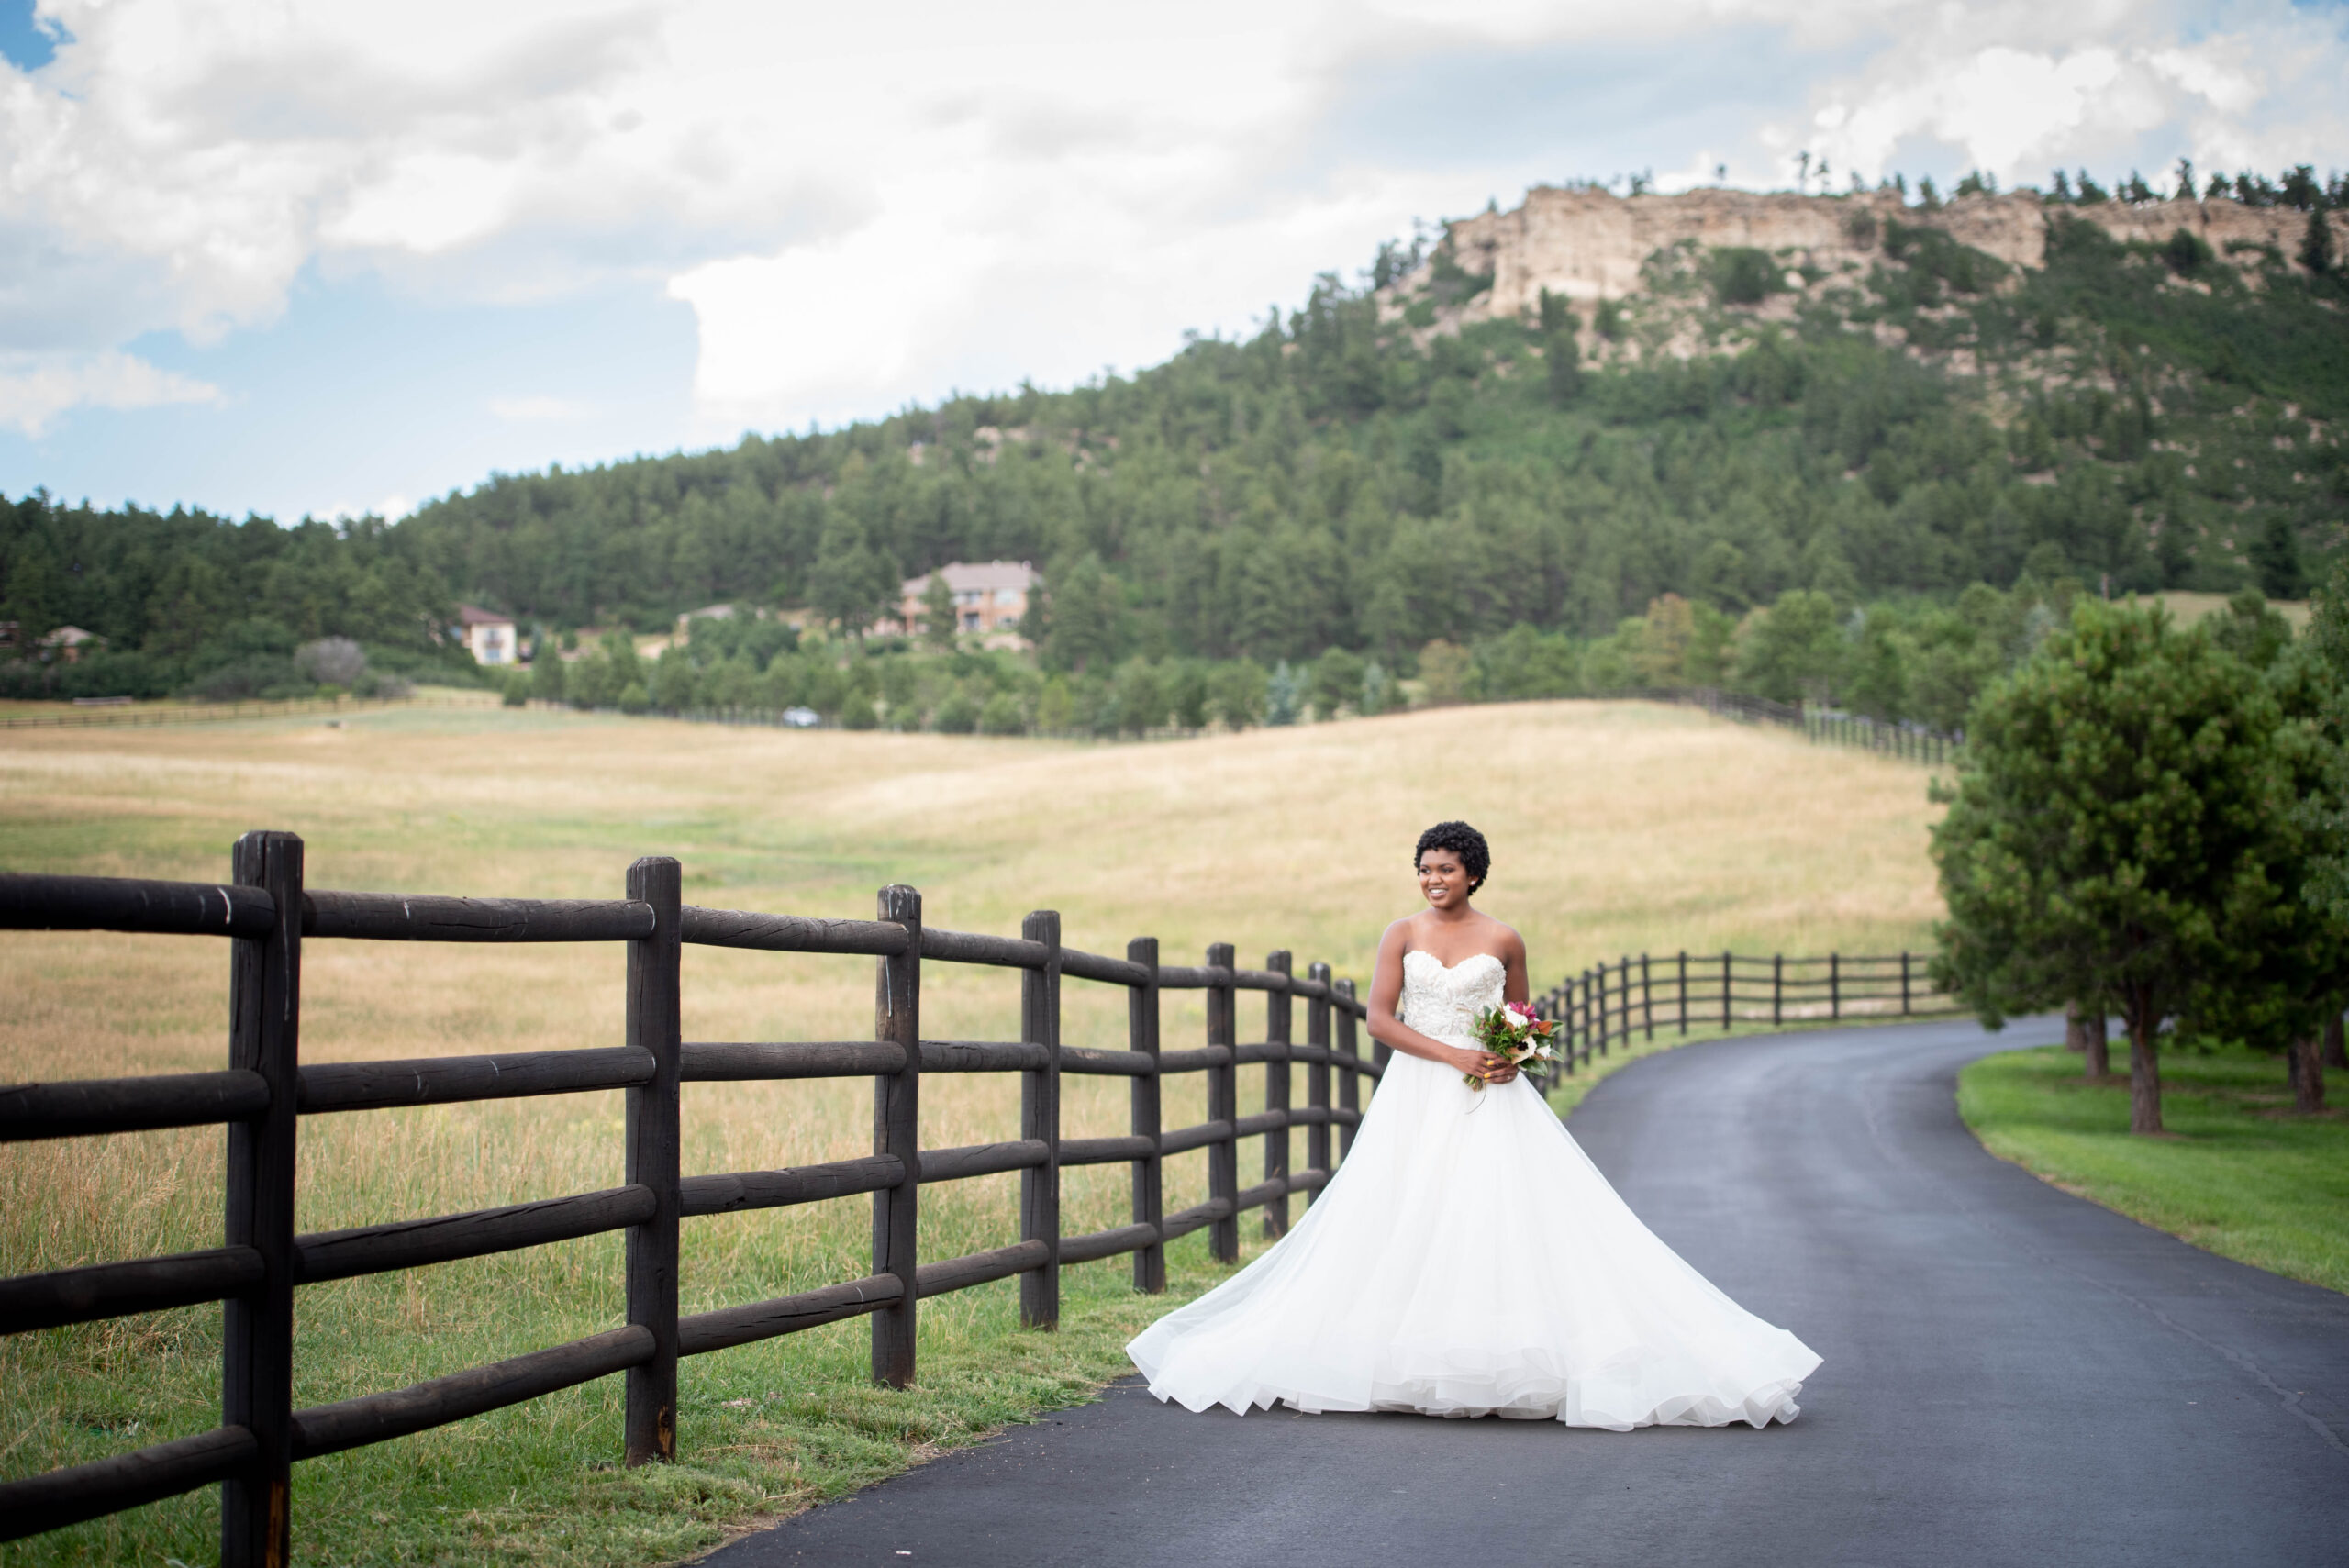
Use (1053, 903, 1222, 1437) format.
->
(1710, 247, 1777, 306)
(188, 654, 301, 702)
(978, 691, 1025, 735)
(351, 669, 412, 700)
(1417, 639, 1472, 705)
(933, 688, 980, 733)
(294, 637, 366, 686)
(1308, 648, 1364, 719)
(1208, 662, 1264, 729)
(2163, 228, 2214, 278)
(1264, 661, 1302, 725)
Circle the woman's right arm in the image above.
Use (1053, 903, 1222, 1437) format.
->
(1364, 921, 1512, 1081)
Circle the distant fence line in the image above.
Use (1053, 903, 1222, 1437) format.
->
(1537, 950, 1963, 1068)
(0, 695, 477, 731)
(0, 836, 1374, 1561)
(1640, 686, 1963, 766)
(559, 685, 1965, 760)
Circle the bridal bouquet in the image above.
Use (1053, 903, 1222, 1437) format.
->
(1463, 1000, 1558, 1088)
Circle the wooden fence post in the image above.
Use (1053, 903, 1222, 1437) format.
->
(1594, 964, 1608, 1057)
(1336, 978, 1364, 1147)
(1021, 910, 1061, 1329)
(1901, 951, 1912, 1016)
(1206, 941, 1239, 1263)
(1721, 951, 1732, 1030)
(1305, 962, 1331, 1205)
(1773, 953, 1784, 1028)
(623, 856, 684, 1464)
(1830, 951, 1841, 1022)
(1642, 953, 1653, 1041)
(871, 884, 922, 1384)
(1677, 951, 1688, 1035)
(1263, 951, 1292, 1238)
(1129, 937, 1163, 1294)
(222, 829, 302, 1568)
(1577, 976, 1589, 1067)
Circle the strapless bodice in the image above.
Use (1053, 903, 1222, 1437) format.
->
(1398, 950, 1506, 1046)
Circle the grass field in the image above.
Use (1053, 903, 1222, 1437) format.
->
(1960, 1045, 2349, 1295)
(0, 698, 1948, 1564)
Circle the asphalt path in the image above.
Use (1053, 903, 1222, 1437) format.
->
(707, 1017, 2349, 1568)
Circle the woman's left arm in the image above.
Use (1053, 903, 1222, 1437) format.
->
(1503, 929, 1531, 1006)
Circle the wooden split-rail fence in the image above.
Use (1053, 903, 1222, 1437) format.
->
(0, 831, 1379, 1561)
(1537, 950, 1960, 1069)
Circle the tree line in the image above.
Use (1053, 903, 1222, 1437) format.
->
(1934, 568, 2349, 1133)
(0, 497, 476, 700)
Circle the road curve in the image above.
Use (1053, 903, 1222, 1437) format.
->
(707, 1017, 2349, 1568)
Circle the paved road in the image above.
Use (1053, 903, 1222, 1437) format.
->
(707, 1017, 2349, 1568)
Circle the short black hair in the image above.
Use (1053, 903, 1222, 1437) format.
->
(1414, 821, 1491, 894)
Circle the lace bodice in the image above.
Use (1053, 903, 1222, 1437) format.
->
(1398, 950, 1506, 1046)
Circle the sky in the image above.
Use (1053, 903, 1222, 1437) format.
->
(0, 0, 2343, 525)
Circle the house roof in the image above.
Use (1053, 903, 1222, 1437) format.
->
(901, 561, 1040, 597)
(456, 605, 515, 627)
(39, 626, 100, 645)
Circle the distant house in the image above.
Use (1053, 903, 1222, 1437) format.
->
(455, 606, 518, 666)
(896, 561, 1041, 642)
(38, 626, 104, 664)
(675, 603, 740, 637)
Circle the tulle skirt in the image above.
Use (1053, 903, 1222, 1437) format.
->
(1126, 1050, 1820, 1429)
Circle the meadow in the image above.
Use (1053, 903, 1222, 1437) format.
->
(0, 696, 1948, 1564)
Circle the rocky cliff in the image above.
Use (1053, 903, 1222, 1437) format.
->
(1407, 185, 2345, 327)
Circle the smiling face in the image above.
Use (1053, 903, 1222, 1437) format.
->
(1417, 847, 1474, 911)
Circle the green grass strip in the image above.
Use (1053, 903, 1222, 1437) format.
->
(1960, 1043, 2349, 1296)
(5, 1236, 1256, 1567)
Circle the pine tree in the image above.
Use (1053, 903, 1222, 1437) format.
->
(2300, 206, 2334, 276)
(921, 571, 957, 649)
(1931, 600, 2289, 1133)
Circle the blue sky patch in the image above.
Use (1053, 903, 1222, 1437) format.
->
(0, 0, 65, 72)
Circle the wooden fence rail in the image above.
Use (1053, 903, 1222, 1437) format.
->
(1534, 949, 1961, 1071)
(0, 834, 1375, 1560)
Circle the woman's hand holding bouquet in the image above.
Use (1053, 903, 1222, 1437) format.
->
(1463, 1000, 1557, 1088)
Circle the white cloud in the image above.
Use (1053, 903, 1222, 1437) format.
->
(2, 0, 2343, 453)
(0, 350, 220, 436)
(1777, 5, 2349, 190)
(321, 494, 413, 523)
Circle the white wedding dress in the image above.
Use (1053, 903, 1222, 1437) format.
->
(1127, 951, 1820, 1428)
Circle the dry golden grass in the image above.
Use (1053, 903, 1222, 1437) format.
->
(0, 697, 1946, 1267)
(0, 697, 1945, 1563)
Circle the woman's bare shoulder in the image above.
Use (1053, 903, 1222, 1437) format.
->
(1478, 916, 1528, 959)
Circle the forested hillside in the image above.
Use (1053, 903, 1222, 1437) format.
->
(4, 172, 2344, 722)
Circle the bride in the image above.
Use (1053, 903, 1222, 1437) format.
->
(1127, 820, 1820, 1429)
